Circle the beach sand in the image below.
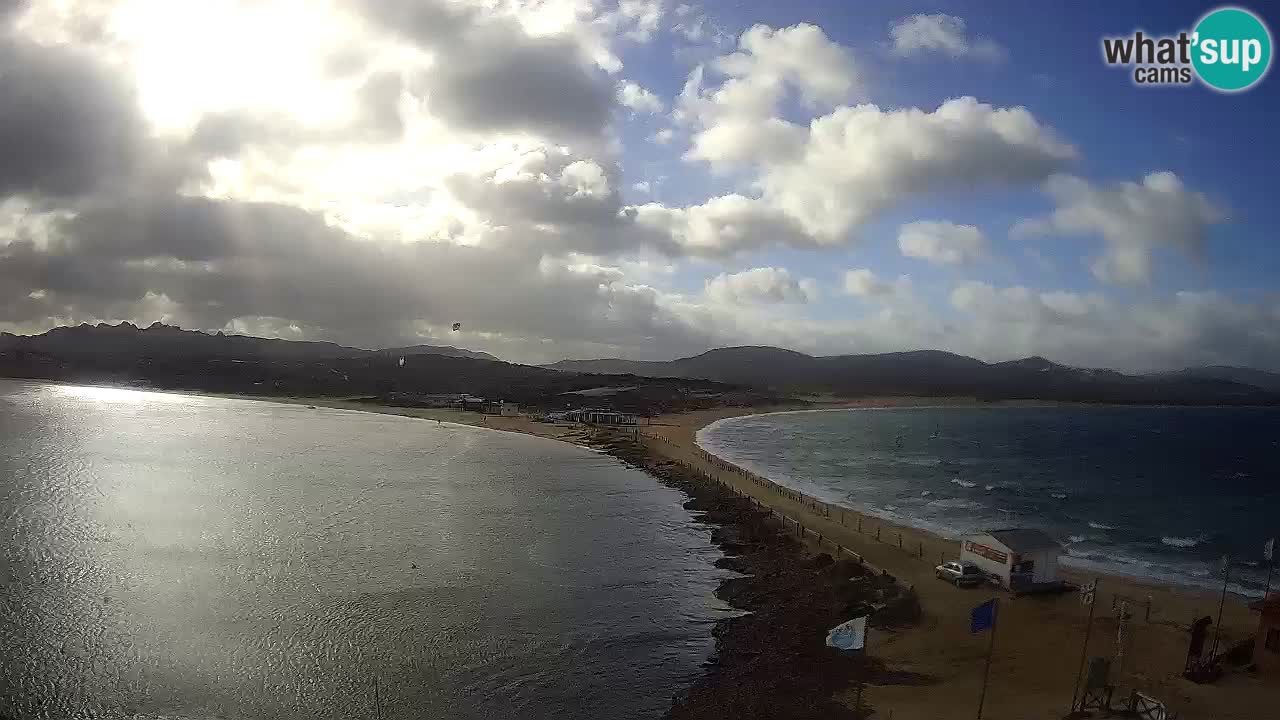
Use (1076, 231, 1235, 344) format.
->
(229, 395, 1276, 719)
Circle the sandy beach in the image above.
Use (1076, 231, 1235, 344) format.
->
(204, 394, 1274, 719)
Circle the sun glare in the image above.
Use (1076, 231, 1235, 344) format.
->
(56, 384, 183, 405)
(110, 0, 354, 134)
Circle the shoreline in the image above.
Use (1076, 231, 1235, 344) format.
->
(10, 380, 1275, 717)
(694, 407, 1269, 603)
(193, 391, 1273, 717)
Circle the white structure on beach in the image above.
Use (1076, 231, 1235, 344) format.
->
(960, 528, 1063, 590)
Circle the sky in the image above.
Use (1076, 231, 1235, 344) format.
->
(1, 0, 1278, 370)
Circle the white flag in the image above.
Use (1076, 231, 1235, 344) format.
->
(1266, 538, 1275, 562)
(826, 616, 867, 651)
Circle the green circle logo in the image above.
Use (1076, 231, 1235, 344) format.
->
(1192, 7, 1272, 92)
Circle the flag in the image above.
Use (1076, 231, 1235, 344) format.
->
(825, 616, 867, 651)
(971, 599, 997, 634)
(1266, 538, 1275, 563)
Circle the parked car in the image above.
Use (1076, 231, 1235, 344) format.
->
(935, 561, 986, 587)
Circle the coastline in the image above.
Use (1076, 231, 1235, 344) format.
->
(215, 392, 1274, 718)
(10, 380, 1275, 718)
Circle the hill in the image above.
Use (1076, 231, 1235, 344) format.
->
(1150, 365, 1280, 392)
(546, 347, 1277, 405)
(0, 323, 757, 414)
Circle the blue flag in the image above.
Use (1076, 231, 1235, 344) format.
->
(971, 599, 997, 634)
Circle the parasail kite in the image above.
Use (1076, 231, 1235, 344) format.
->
(452, 322, 462, 332)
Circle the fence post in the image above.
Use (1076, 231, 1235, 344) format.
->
(858, 518, 863, 533)
(919, 542, 924, 559)
(898, 532, 903, 549)
(876, 527, 881, 542)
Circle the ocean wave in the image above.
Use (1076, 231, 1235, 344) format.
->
(1161, 534, 1206, 549)
(950, 477, 978, 488)
(1069, 534, 1087, 544)
(1050, 492, 1068, 500)
(1087, 521, 1115, 531)
(920, 490, 932, 496)
(927, 497, 981, 510)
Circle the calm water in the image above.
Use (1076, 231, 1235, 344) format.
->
(699, 406, 1280, 597)
(0, 380, 731, 720)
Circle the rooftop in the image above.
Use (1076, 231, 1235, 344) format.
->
(985, 528, 1063, 552)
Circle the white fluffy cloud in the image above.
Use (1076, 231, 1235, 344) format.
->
(704, 266, 817, 304)
(898, 220, 988, 265)
(889, 14, 1005, 61)
(618, 80, 665, 113)
(1013, 172, 1225, 286)
(842, 268, 912, 299)
(948, 282, 1280, 371)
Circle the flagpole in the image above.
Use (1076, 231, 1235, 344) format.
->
(976, 598, 999, 720)
(1266, 539, 1276, 600)
(1210, 556, 1230, 659)
(1069, 578, 1098, 715)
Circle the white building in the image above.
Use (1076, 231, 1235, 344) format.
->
(960, 529, 1063, 591)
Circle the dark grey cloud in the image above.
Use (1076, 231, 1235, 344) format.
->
(0, 34, 148, 199)
(359, 0, 615, 140)
(1, 192, 710, 356)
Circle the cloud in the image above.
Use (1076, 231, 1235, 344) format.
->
(842, 268, 912, 299)
(669, 90, 1075, 253)
(0, 34, 150, 199)
(633, 194, 811, 256)
(358, 0, 616, 141)
(948, 282, 1280, 372)
(898, 220, 988, 265)
(680, 23, 862, 128)
(617, 0, 665, 42)
(0, 191, 712, 359)
(704, 267, 817, 304)
(888, 14, 1005, 61)
(618, 80, 665, 113)
(1012, 172, 1225, 285)
(651, 128, 675, 144)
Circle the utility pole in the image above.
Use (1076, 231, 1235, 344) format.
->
(976, 600, 1000, 720)
(1211, 555, 1230, 658)
(1070, 578, 1098, 714)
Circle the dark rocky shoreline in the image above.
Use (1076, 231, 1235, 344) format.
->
(599, 434, 926, 720)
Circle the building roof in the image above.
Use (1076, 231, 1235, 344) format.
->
(984, 528, 1062, 552)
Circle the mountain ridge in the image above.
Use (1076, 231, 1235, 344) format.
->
(543, 346, 1278, 403)
(1, 325, 1276, 406)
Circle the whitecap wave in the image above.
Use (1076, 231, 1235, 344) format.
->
(1161, 534, 1205, 549)
(920, 490, 932, 496)
(951, 477, 977, 488)
(927, 497, 981, 510)
(1087, 521, 1115, 531)
(1069, 534, 1087, 544)
(1050, 492, 1068, 500)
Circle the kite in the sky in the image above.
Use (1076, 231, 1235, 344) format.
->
(452, 322, 462, 332)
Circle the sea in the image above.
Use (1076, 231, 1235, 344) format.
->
(0, 379, 733, 720)
(698, 405, 1280, 598)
